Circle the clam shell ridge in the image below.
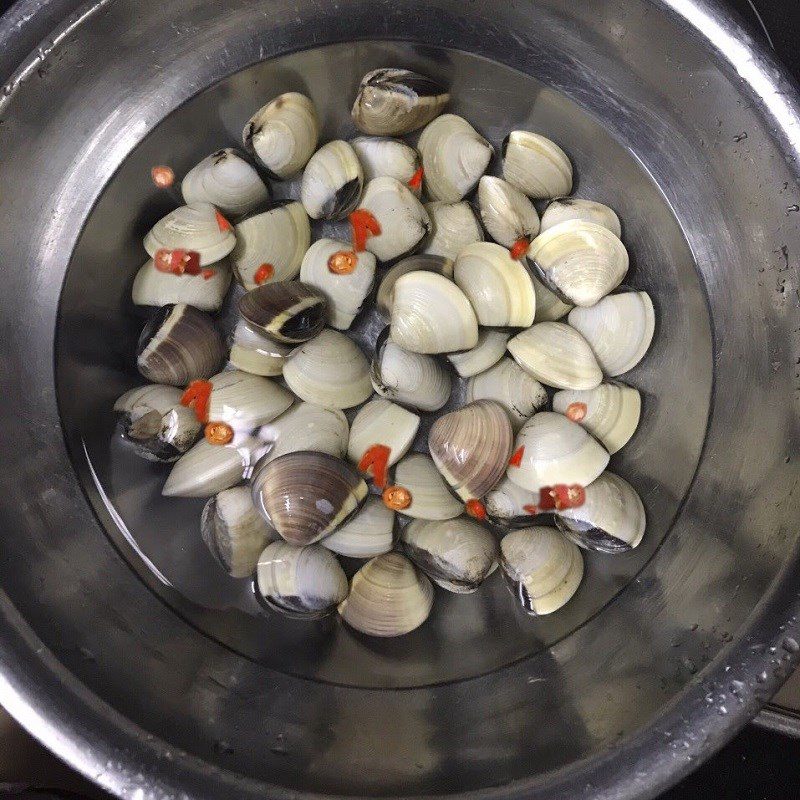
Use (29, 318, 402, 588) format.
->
(322, 496, 395, 559)
(393, 453, 464, 520)
(447, 329, 510, 378)
(477, 176, 540, 249)
(422, 200, 484, 261)
(540, 197, 621, 238)
(258, 402, 349, 466)
(347, 398, 421, 468)
(300, 140, 364, 221)
(502, 131, 572, 199)
(376, 254, 454, 322)
(351, 136, 420, 185)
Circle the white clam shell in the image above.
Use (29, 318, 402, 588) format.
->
(447, 329, 509, 378)
(507, 322, 602, 390)
(114, 384, 183, 416)
(322, 496, 395, 558)
(283, 329, 372, 409)
(228, 319, 292, 377)
(540, 197, 621, 238)
(477, 176, 540, 249)
(338, 552, 434, 637)
(484, 476, 539, 524)
(393, 453, 463, 520)
(418, 114, 493, 202)
(258, 402, 349, 466)
(351, 136, 420, 187)
(243, 92, 319, 179)
(300, 140, 364, 221)
(422, 200, 483, 260)
(500, 526, 583, 615)
(347, 398, 421, 468)
(207, 369, 293, 430)
(453, 242, 536, 328)
(376, 254, 454, 322)
(529, 220, 629, 307)
(131, 257, 232, 312)
(300, 238, 376, 330)
(506, 411, 610, 493)
(502, 131, 572, 199)
(532, 272, 573, 322)
(567, 291, 655, 376)
(390, 270, 478, 354)
(552, 382, 641, 454)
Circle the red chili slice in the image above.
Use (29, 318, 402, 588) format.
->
(253, 263, 274, 285)
(153, 248, 201, 276)
(201, 268, 216, 280)
(522, 504, 539, 516)
(408, 166, 424, 191)
(358, 444, 392, 489)
(204, 421, 234, 445)
(465, 499, 487, 520)
(151, 165, 175, 188)
(349, 209, 381, 252)
(383, 485, 412, 510)
(180, 380, 213, 423)
(215, 209, 233, 232)
(327, 250, 358, 275)
(508, 446, 525, 467)
(566, 402, 588, 422)
(509, 237, 531, 260)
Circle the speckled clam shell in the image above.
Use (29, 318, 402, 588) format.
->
(501, 131, 573, 200)
(131, 257, 232, 312)
(532, 272, 573, 322)
(206, 369, 293, 430)
(477, 176, 540, 249)
(540, 197, 621, 238)
(238, 281, 328, 345)
(228, 319, 293, 378)
(347, 398, 420, 468)
(376, 254, 454, 322)
(351, 136, 420, 187)
(300, 140, 364, 221)
(422, 201, 483, 261)
(393, 453, 464, 520)
(258, 402, 349, 466)
(484, 476, 539, 527)
(322, 496, 395, 559)
(447, 329, 509, 378)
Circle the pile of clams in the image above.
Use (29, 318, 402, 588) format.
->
(114, 66, 655, 637)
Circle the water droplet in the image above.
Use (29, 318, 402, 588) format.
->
(756, 671, 768, 683)
(718, 705, 728, 715)
(782, 637, 799, 653)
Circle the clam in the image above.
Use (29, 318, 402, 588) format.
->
(243, 92, 319, 179)
(351, 68, 449, 136)
(428, 400, 513, 502)
(466, 357, 548, 430)
(422, 201, 484, 261)
(506, 411, 609, 493)
(540, 197, 621, 238)
(400, 517, 498, 593)
(477, 176, 540, 256)
(258, 402, 349, 466)
(201, 486, 277, 578)
(502, 131, 572, 199)
(181, 148, 270, 218)
(376, 254, 453, 322)
(114, 384, 201, 462)
(283, 329, 372, 409)
(322, 496, 395, 558)
(507, 322, 602, 390)
(338, 552, 434, 637)
(552, 382, 641, 454)
(567, 292, 655, 376)
(143, 202, 236, 266)
(299, 238, 376, 330)
(447, 329, 509, 378)
(357, 177, 431, 262)
(238, 281, 328, 345)
(351, 136, 421, 189)
(131, 257, 232, 312)
(251, 451, 368, 545)
(532, 273, 573, 322)
(555, 472, 646, 553)
(529, 220, 628, 307)
(418, 114, 493, 202)
(229, 201, 311, 289)
(500, 526, 584, 615)
(256, 541, 348, 617)
(347, 398, 421, 471)
(137, 304, 225, 386)
(389, 270, 478, 354)
(228, 319, 293, 377)
(484, 476, 540, 526)
(392, 453, 463, 520)
(206, 370, 293, 430)
(300, 140, 364, 221)
(453, 242, 536, 328)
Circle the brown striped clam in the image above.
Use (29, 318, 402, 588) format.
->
(238, 281, 328, 345)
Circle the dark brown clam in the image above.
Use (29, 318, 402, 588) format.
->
(238, 280, 328, 344)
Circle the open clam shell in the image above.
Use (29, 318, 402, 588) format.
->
(552, 382, 641, 454)
(256, 541, 348, 618)
(351, 136, 420, 188)
(418, 114, 493, 202)
(300, 140, 364, 221)
(453, 242, 536, 328)
(300, 238, 376, 330)
(567, 291, 655, 376)
(283, 329, 372, 409)
(243, 92, 319, 180)
(347, 398, 421, 468)
(477, 176, 540, 251)
(351, 68, 449, 137)
(137, 304, 225, 386)
(507, 321, 602, 390)
(532, 272, 573, 322)
(252, 451, 367, 545)
(338, 552, 434, 637)
(555, 472, 646, 553)
(131, 257, 232, 312)
(376, 254, 453, 322)
(500, 526, 584, 615)
(447, 329, 509, 378)
(393, 453, 464, 520)
(506, 411, 610, 493)
(422, 201, 484, 260)
(400, 517, 498, 594)
(502, 131, 572, 199)
(206, 370, 293, 430)
(201, 486, 277, 578)
(322, 496, 395, 559)
(540, 197, 621, 238)
(258, 402, 349, 466)
(484, 476, 540, 527)
(239, 281, 328, 345)
(228, 319, 293, 377)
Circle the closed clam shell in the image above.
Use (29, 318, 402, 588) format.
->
(393, 453, 463, 520)
(532, 272, 573, 322)
(131, 257, 232, 312)
(502, 131, 572, 199)
(283, 329, 372, 409)
(428, 400, 513, 502)
(256, 541, 348, 617)
(500, 526, 583, 615)
(376, 254, 453, 322)
(137, 304, 225, 386)
(453, 242, 536, 328)
(477, 176, 540, 251)
(552, 382, 641, 454)
(422, 201, 484, 261)
(466, 357, 548, 431)
(229, 201, 311, 289)
(201, 486, 277, 578)
(555, 472, 646, 553)
(540, 197, 621, 238)
(181, 148, 270, 218)
(400, 517, 498, 593)
(507, 322, 602, 390)
(567, 291, 655, 376)
(347, 398, 420, 468)
(338, 552, 434, 637)
(258, 402, 349, 466)
(300, 239, 376, 330)
(506, 411, 609, 493)
(351, 136, 420, 187)
(418, 114, 493, 202)
(143, 202, 236, 266)
(206, 370, 293, 430)
(351, 68, 449, 136)
(484, 476, 539, 526)
(529, 219, 629, 307)
(390, 270, 478, 354)
(251, 451, 368, 545)
(300, 140, 364, 221)
(447, 329, 509, 378)
(322, 496, 395, 558)
(228, 319, 292, 377)
(243, 92, 319, 179)
(238, 281, 328, 345)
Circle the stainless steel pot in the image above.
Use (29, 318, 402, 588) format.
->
(1, 0, 800, 798)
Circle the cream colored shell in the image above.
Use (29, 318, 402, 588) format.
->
(422, 201, 484, 260)
(347, 398, 421, 467)
(540, 197, 621, 237)
(258, 402, 349, 466)
(393, 453, 463, 520)
(322, 496, 395, 559)
(447, 329, 509, 378)
(477, 176, 540, 249)
(502, 131, 572, 199)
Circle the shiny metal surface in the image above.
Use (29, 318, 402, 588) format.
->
(0, 0, 799, 799)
